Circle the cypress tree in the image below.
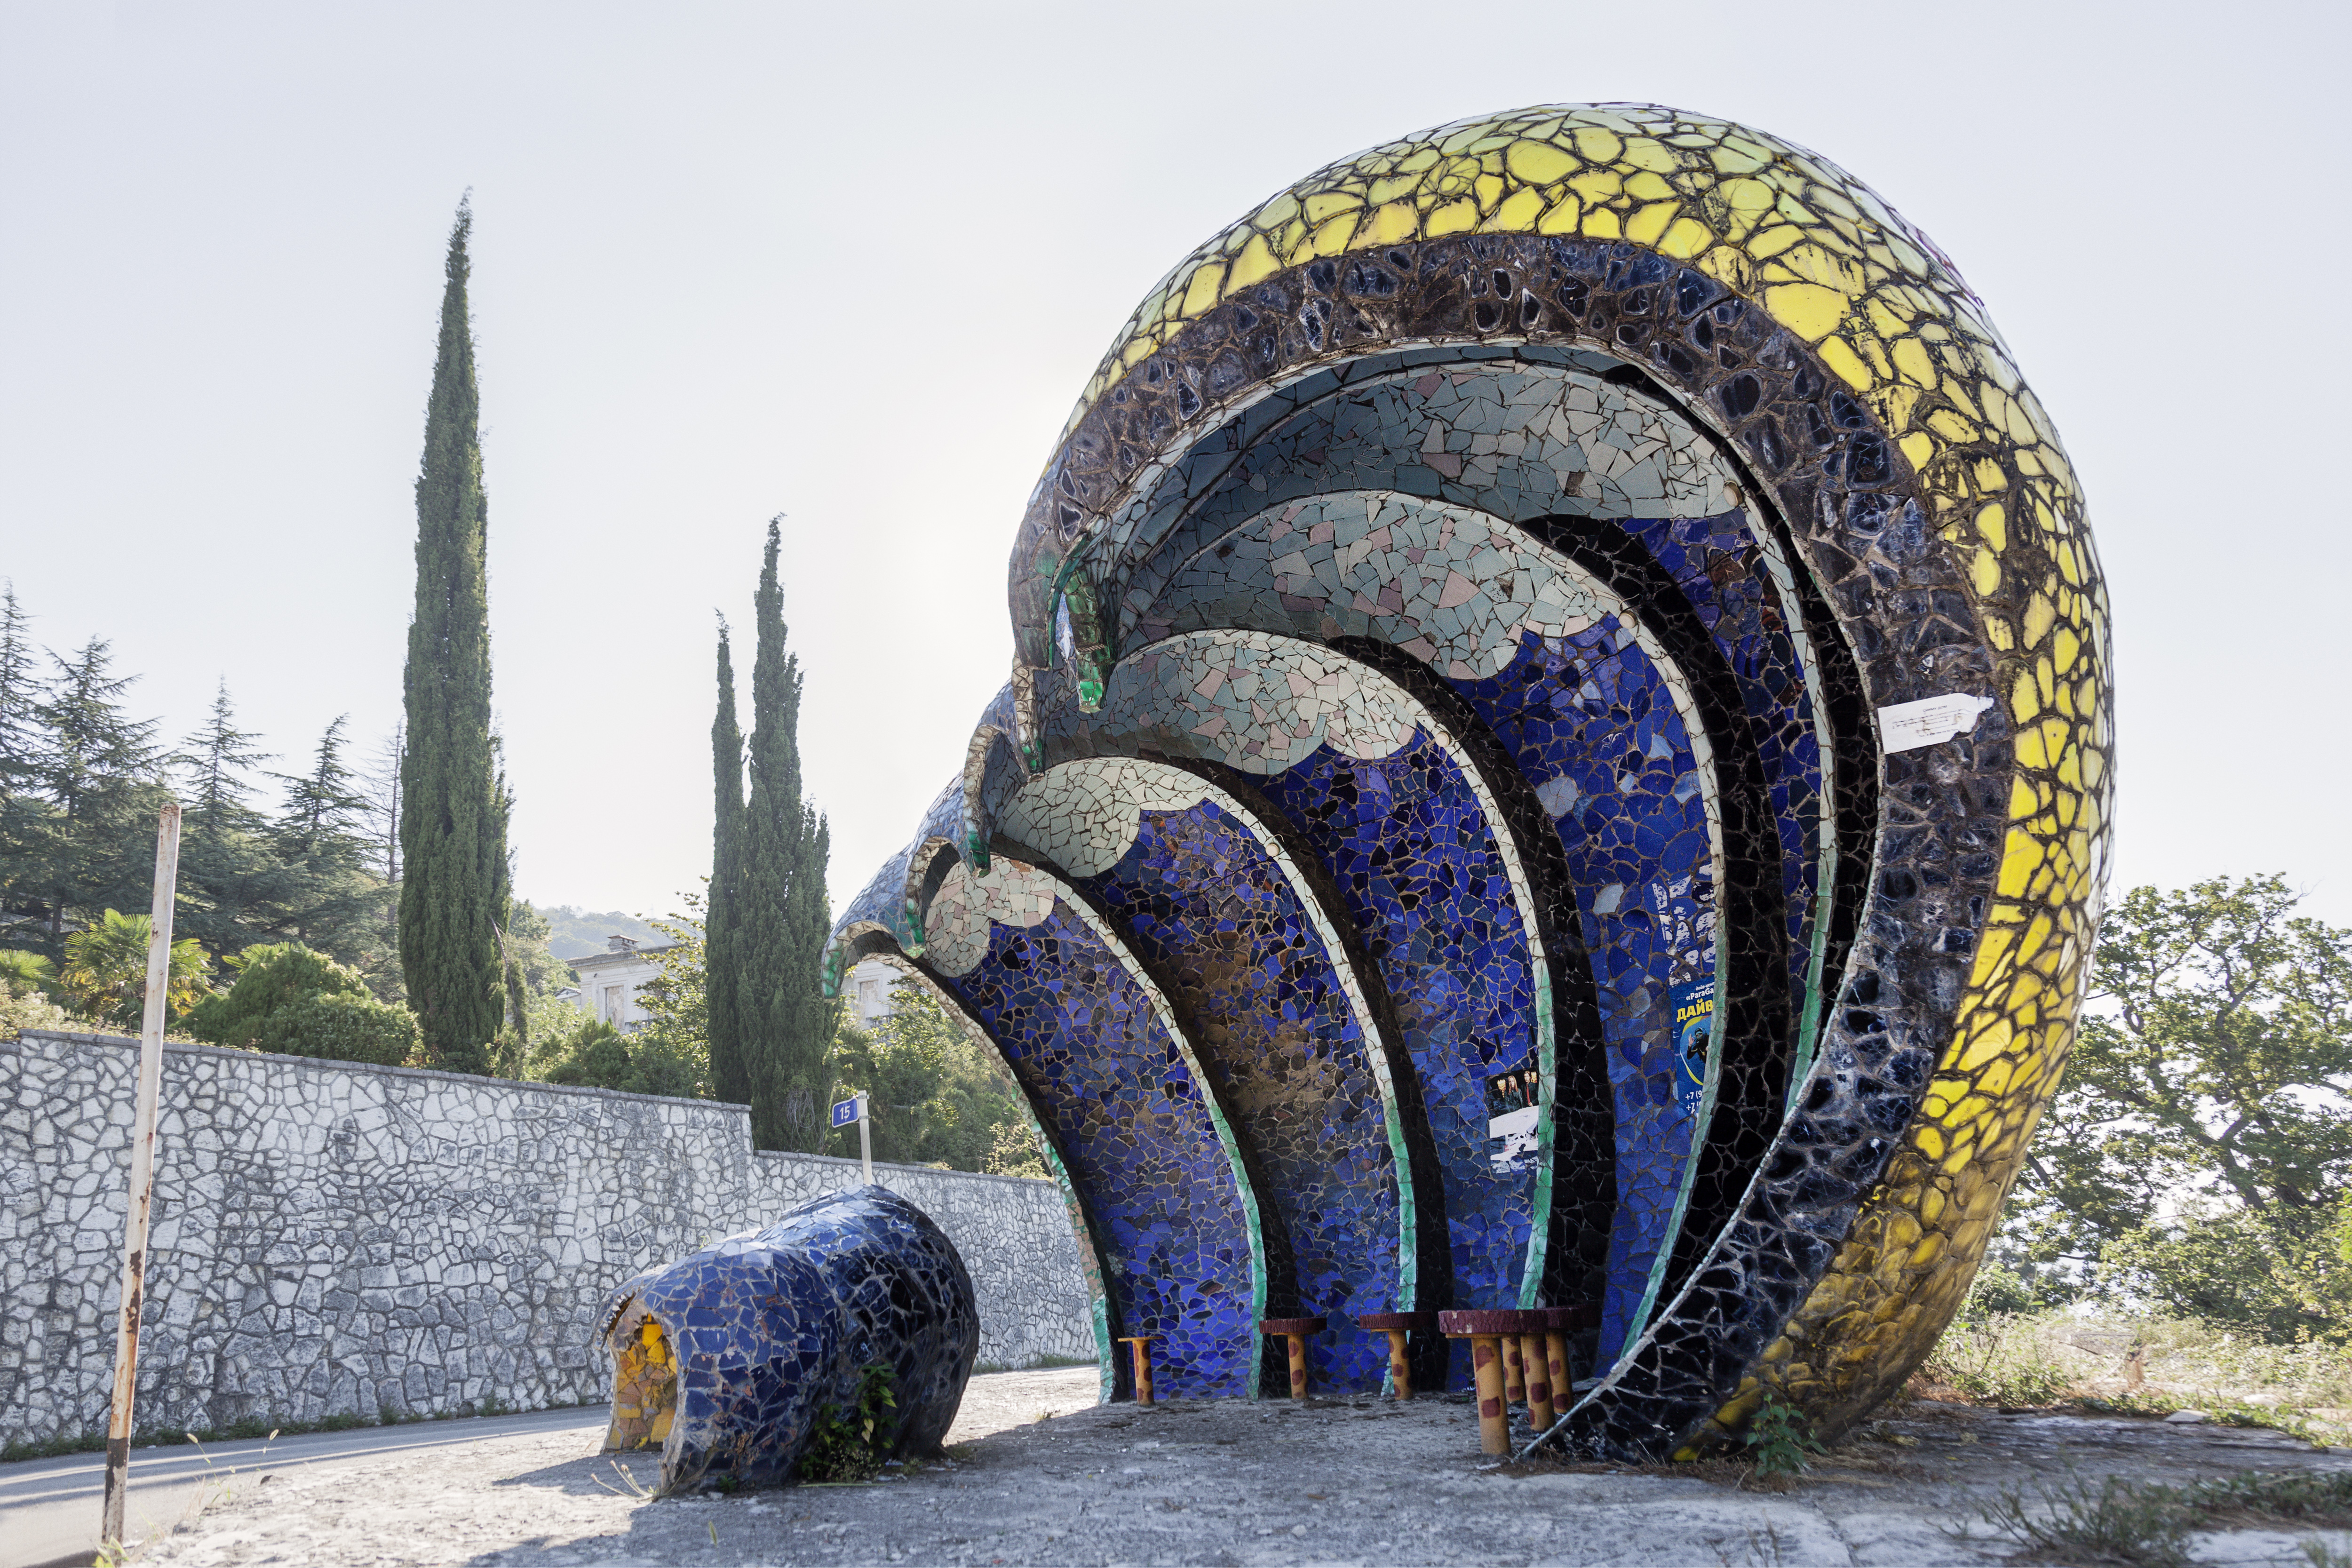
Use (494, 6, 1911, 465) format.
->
(706, 620, 749, 1106)
(397, 199, 507, 1071)
(736, 518, 833, 1149)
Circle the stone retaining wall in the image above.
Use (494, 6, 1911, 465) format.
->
(0, 1030, 1094, 1447)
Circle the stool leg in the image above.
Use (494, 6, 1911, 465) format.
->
(1287, 1332, 1309, 1401)
(1521, 1332, 1553, 1429)
(1386, 1329, 1412, 1400)
(1545, 1331, 1569, 1406)
(1503, 1334, 1526, 1405)
(1470, 1336, 1508, 1455)
(1132, 1340, 1154, 1407)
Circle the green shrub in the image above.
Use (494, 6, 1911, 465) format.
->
(536, 1019, 633, 1087)
(0, 976, 74, 1042)
(526, 1016, 706, 1099)
(188, 943, 369, 1045)
(255, 990, 420, 1067)
(187, 942, 418, 1067)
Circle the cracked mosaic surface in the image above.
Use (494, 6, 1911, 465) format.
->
(917, 858, 1263, 1400)
(831, 102, 2109, 1456)
(599, 1187, 976, 1490)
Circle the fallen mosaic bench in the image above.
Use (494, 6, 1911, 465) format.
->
(600, 1186, 977, 1490)
(825, 101, 2110, 1461)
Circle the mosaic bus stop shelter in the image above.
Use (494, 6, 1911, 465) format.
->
(825, 101, 2111, 1460)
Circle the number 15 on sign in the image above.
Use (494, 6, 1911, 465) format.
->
(832, 1092, 872, 1185)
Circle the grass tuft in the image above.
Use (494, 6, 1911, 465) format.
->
(1983, 1466, 2352, 1566)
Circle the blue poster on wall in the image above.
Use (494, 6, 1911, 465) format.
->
(1669, 975, 1714, 1122)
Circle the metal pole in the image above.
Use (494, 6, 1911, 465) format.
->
(101, 801, 182, 1550)
(857, 1090, 873, 1186)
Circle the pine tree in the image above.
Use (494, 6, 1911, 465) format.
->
(172, 679, 284, 959)
(397, 199, 507, 1071)
(0, 583, 41, 809)
(29, 637, 169, 947)
(735, 518, 834, 1149)
(0, 584, 48, 945)
(182, 679, 272, 827)
(706, 619, 749, 1105)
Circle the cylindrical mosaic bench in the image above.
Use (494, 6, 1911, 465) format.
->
(825, 101, 2110, 1459)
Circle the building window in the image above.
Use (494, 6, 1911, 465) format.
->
(603, 984, 625, 1024)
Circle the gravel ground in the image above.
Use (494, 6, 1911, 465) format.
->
(124, 1368, 2352, 1567)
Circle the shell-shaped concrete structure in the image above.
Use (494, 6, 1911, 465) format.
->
(827, 103, 2110, 1457)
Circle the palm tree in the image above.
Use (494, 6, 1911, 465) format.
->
(60, 909, 211, 1028)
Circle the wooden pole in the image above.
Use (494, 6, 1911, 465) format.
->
(100, 801, 182, 1549)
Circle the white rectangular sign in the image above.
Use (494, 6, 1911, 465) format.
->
(1877, 692, 1994, 753)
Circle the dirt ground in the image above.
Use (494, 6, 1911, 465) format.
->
(128, 1367, 2352, 1567)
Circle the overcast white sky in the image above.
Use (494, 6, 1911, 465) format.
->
(4, 0, 2346, 930)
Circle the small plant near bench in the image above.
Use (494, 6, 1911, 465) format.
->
(1743, 1392, 1825, 1480)
(797, 1362, 898, 1483)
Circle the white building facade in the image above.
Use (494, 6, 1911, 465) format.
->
(564, 940, 902, 1032)
(844, 957, 904, 1025)
(565, 938, 675, 1031)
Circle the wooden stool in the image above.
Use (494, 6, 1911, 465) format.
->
(1258, 1316, 1327, 1401)
(1438, 1309, 1543, 1454)
(1353, 1311, 1436, 1399)
(1117, 1335, 1157, 1406)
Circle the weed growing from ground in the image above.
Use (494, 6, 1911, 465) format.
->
(1982, 1466, 2352, 1566)
(798, 1362, 898, 1483)
(1743, 1393, 1825, 1479)
(1981, 1468, 2193, 1567)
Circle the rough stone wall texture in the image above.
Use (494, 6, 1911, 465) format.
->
(0, 1031, 1093, 1447)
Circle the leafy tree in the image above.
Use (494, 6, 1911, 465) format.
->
(489, 898, 579, 1072)
(59, 908, 212, 1028)
(706, 620, 748, 1106)
(731, 518, 833, 1149)
(510, 895, 705, 1099)
(2004, 875, 2352, 1341)
(823, 986, 1038, 1175)
(397, 198, 509, 1072)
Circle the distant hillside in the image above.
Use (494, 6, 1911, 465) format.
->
(534, 904, 669, 961)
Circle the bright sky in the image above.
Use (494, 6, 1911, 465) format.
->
(4, 0, 2346, 931)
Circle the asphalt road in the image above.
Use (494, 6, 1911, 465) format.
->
(0, 1405, 611, 1568)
